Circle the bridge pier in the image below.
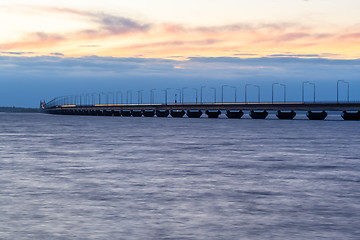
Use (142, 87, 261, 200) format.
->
(113, 111, 121, 116)
(103, 110, 113, 116)
(170, 110, 185, 118)
(307, 111, 327, 120)
(96, 110, 103, 116)
(276, 110, 296, 120)
(187, 110, 202, 118)
(341, 111, 360, 120)
(79, 110, 89, 116)
(249, 110, 268, 119)
(226, 110, 244, 119)
(88, 110, 96, 116)
(131, 110, 143, 117)
(121, 110, 132, 117)
(156, 110, 169, 117)
(143, 110, 155, 117)
(205, 110, 221, 118)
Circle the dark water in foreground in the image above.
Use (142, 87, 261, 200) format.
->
(0, 113, 359, 240)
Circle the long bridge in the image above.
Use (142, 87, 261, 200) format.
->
(41, 101, 360, 120)
(41, 80, 360, 120)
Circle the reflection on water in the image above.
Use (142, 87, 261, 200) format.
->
(0, 113, 359, 239)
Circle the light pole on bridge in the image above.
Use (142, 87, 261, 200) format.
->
(163, 88, 171, 105)
(192, 88, 198, 104)
(337, 80, 349, 104)
(302, 81, 315, 103)
(137, 90, 143, 104)
(181, 87, 188, 104)
(116, 91, 123, 104)
(149, 89, 156, 104)
(221, 85, 228, 104)
(272, 83, 287, 104)
(175, 89, 182, 104)
(245, 84, 260, 103)
(222, 85, 237, 104)
(230, 86, 237, 103)
(200, 86, 206, 104)
(210, 87, 217, 103)
(108, 92, 114, 104)
(126, 91, 132, 104)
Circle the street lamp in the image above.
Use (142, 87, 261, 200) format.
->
(210, 87, 217, 103)
(163, 88, 171, 105)
(302, 81, 315, 103)
(79, 94, 82, 106)
(245, 84, 251, 104)
(150, 89, 156, 104)
(272, 83, 287, 104)
(230, 86, 237, 103)
(254, 85, 260, 103)
(116, 91, 123, 104)
(337, 80, 349, 103)
(126, 90, 132, 104)
(137, 90, 143, 104)
(181, 87, 188, 104)
(85, 93, 92, 106)
(193, 88, 198, 104)
(245, 84, 260, 103)
(221, 85, 228, 104)
(91, 93, 97, 105)
(99, 92, 108, 104)
(176, 89, 182, 104)
(108, 92, 114, 104)
(200, 86, 206, 103)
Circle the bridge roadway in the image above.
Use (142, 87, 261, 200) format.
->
(45, 102, 360, 111)
(43, 102, 360, 120)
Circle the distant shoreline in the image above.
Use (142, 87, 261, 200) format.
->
(0, 107, 40, 113)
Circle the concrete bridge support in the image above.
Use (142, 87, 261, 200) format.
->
(121, 110, 132, 117)
(250, 110, 268, 119)
(307, 111, 327, 120)
(226, 110, 244, 119)
(88, 110, 97, 116)
(143, 110, 155, 117)
(156, 110, 169, 117)
(103, 110, 113, 116)
(170, 110, 185, 118)
(205, 110, 221, 118)
(131, 110, 143, 117)
(80, 110, 89, 115)
(276, 110, 296, 120)
(187, 110, 202, 118)
(341, 111, 360, 120)
(113, 111, 121, 116)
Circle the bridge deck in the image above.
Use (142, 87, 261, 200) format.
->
(45, 102, 360, 112)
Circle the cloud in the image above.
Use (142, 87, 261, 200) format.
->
(50, 52, 64, 56)
(2, 6, 360, 59)
(233, 53, 259, 56)
(339, 32, 360, 40)
(1, 51, 36, 55)
(1, 55, 360, 107)
(79, 45, 100, 48)
(0, 32, 65, 50)
(269, 54, 321, 57)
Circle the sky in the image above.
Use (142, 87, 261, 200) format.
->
(0, 0, 360, 107)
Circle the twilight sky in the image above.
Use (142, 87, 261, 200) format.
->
(1, 0, 360, 107)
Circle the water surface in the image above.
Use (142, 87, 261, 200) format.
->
(0, 113, 359, 239)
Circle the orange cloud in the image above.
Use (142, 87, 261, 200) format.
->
(1, 7, 360, 59)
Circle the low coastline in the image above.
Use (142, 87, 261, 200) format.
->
(0, 107, 40, 113)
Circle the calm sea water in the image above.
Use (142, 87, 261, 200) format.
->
(0, 113, 359, 240)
